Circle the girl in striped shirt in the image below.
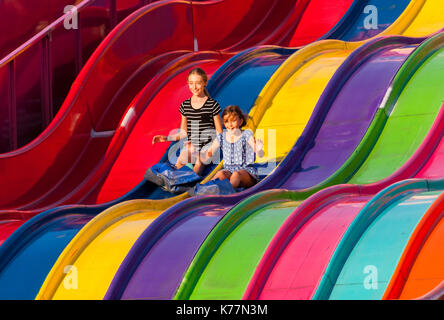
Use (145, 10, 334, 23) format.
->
(152, 68, 223, 176)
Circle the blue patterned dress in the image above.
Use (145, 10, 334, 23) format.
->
(217, 129, 258, 180)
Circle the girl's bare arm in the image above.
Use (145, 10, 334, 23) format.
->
(202, 138, 220, 165)
(213, 114, 223, 134)
(248, 135, 264, 158)
(152, 115, 188, 144)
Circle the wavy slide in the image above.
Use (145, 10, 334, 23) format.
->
(35, 2, 425, 300)
(384, 185, 444, 300)
(3, 1, 358, 300)
(174, 35, 433, 300)
(312, 96, 444, 300)
(247, 32, 444, 300)
(33, 0, 432, 300)
(121, 1, 444, 300)
(31, 47, 293, 300)
(108, 37, 419, 300)
(0, 0, 416, 300)
(94, 1, 407, 203)
(0, 53, 227, 299)
(0, 0, 323, 211)
(316, 180, 444, 300)
(171, 3, 443, 299)
(36, 34, 371, 300)
(0, 0, 318, 238)
(0, 47, 294, 299)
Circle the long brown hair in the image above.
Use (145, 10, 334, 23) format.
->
(188, 67, 211, 98)
(221, 105, 247, 128)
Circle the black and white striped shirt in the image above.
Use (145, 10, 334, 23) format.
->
(179, 98, 221, 151)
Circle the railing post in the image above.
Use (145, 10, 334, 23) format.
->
(8, 60, 17, 151)
(190, 0, 198, 51)
(41, 32, 54, 128)
(110, 0, 117, 30)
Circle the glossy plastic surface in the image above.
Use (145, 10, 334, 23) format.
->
(35, 53, 268, 299)
(323, 0, 410, 41)
(0, 0, 322, 211)
(175, 36, 421, 300)
(240, 3, 444, 300)
(311, 36, 444, 300)
(103, 49, 292, 300)
(0, 56, 224, 300)
(0, 0, 78, 58)
(0, 0, 153, 152)
(103, 3, 440, 297)
(94, 39, 350, 301)
(0, 0, 352, 290)
(330, 189, 441, 300)
(382, 106, 444, 299)
(3, 0, 440, 302)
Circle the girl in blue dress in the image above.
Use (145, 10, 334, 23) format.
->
(204, 105, 264, 188)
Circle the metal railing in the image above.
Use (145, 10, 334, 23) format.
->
(0, 0, 156, 152)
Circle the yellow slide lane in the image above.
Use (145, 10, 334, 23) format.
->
(36, 200, 162, 299)
(36, 0, 444, 300)
(398, 0, 443, 37)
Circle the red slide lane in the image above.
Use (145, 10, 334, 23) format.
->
(0, 0, 352, 211)
(287, 0, 354, 47)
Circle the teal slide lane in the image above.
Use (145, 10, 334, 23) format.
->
(330, 188, 442, 299)
(314, 179, 444, 300)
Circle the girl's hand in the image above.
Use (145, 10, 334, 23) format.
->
(152, 135, 167, 145)
(255, 139, 265, 157)
(255, 139, 264, 152)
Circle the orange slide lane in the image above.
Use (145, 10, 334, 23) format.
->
(383, 192, 444, 299)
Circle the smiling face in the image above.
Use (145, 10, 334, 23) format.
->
(223, 113, 243, 133)
(187, 73, 207, 97)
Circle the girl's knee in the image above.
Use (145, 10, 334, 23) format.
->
(229, 171, 241, 187)
(231, 171, 240, 179)
(215, 170, 230, 180)
(238, 170, 256, 188)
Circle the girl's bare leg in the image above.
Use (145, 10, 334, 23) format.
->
(175, 141, 196, 169)
(175, 143, 207, 176)
(212, 170, 232, 181)
(175, 146, 191, 169)
(229, 170, 256, 188)
(193, 156, 206, 176)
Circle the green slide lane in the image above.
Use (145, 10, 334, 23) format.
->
(188, 201, 296, 300)
(349, 46, 444, 184)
